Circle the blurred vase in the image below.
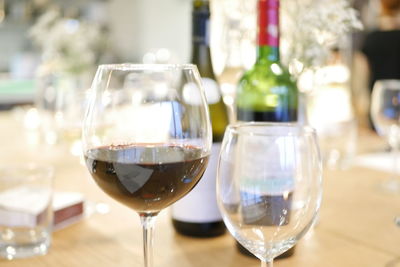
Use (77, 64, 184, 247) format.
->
(301, 47, 358, 170)
(218, 18, 245, 123)
(35, 69, 92, 150)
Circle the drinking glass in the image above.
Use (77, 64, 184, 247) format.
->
(217, 122, 323, 267)
(370, 79, 400, 192)
(82, 64, 212, 267)
(0, 164, 54, 260)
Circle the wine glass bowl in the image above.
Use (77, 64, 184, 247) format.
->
(82, 64, 212, 267)
(370, 79, 400, 192)
(217, 122, 323, 265)
(371, 80, 400, 138)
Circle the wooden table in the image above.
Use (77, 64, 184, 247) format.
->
(0, 110, 400, 267)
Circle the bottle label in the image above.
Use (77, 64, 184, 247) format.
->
(258, 0, 279, 47)
(171, 143, 222, 223)
(182, 78, 221, 105)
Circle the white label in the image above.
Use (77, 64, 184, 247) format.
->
(236, 134, 295, 196)
(182, 78, 220, 106)
(171, 143, 222, 222)
(183, 82, 203, 106)
(202, 78, 221, 104)
(0, 186, 52, 228)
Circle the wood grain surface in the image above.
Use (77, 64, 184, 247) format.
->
(0, 110, 399, 267)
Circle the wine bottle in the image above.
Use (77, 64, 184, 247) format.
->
(171, 0, 228, 237)
(235, 0, 298, 258)
(218, 18, 244, 123)
(236, 0, 297, 122)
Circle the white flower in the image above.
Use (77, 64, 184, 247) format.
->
(30, 10, 106, 74)
(280, 0, 363, 72)
(219, 0, 363, 73)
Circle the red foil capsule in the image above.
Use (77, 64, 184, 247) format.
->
(258, 0, 280, 47)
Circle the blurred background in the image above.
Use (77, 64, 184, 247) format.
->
(1, 0, 400, 264)
(0, 0, 191, 80)
(0, 0, 396, 168)
(0, 0, 381, 100)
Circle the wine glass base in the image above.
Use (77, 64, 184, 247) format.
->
(378, 179, 400, 194)
(385, 256, 400, 267)
(394, 216, 400, 226)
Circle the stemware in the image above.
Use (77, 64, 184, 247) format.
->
(370, 79, 400, 192)
(82, 64, 212, 267)
(217, 122, 323, 267)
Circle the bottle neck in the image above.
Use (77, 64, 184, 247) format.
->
(191, 1, 215, 78)
(257, 0, 280, 62)
(192, 2, 210, 47)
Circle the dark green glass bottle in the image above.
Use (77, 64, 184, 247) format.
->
(171, 0, 228, 237)
(236, 0, 297, 122)
(235, 0, 298, 259)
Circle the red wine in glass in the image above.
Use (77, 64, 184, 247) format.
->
(85, 144, 209, 214)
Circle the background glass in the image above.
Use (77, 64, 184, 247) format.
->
(217, 122, 323, 267)
(82, 64, 212, 267)
(370, 79, 400, 192)
(0, 164, 54, 260)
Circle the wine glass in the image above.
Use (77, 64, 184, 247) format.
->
(370, 79, 400, 193)
(82, 64, 212, 267)
(217, 122, 323, 267)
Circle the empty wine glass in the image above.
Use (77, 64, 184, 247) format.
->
(82, 64, 212, 267)
(217, 122, 323, 267)
(370, 79, 400, 193)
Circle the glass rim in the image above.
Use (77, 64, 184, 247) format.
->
(226, 122, 317, 137)
(0, 163, 54, 182)
(373, 79, 400, 88)
(97, 63, 198, 72)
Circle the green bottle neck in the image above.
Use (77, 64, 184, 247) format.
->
(257, 0, 280, 63)
(257, 46, 279, 63)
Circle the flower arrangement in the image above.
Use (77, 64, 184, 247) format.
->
(30, 10, 106, 75)
(219, 0, 363, 73)
(280, 0, 363, 72)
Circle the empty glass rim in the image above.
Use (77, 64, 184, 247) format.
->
(375, 79, 400, 84)
(97, 63, 197, 71)
(374, 79, 400, 88)
(0, 163, 54, 182)
(226, 122, 316, 136)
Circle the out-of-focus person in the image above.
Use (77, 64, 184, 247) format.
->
(356, 0, 400, 130)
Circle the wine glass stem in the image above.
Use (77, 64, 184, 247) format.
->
(261, 259, 273, 267)
(140, 214, 157, 267)
(389, 125, 400, 179)
(392, 144, 399, 178)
